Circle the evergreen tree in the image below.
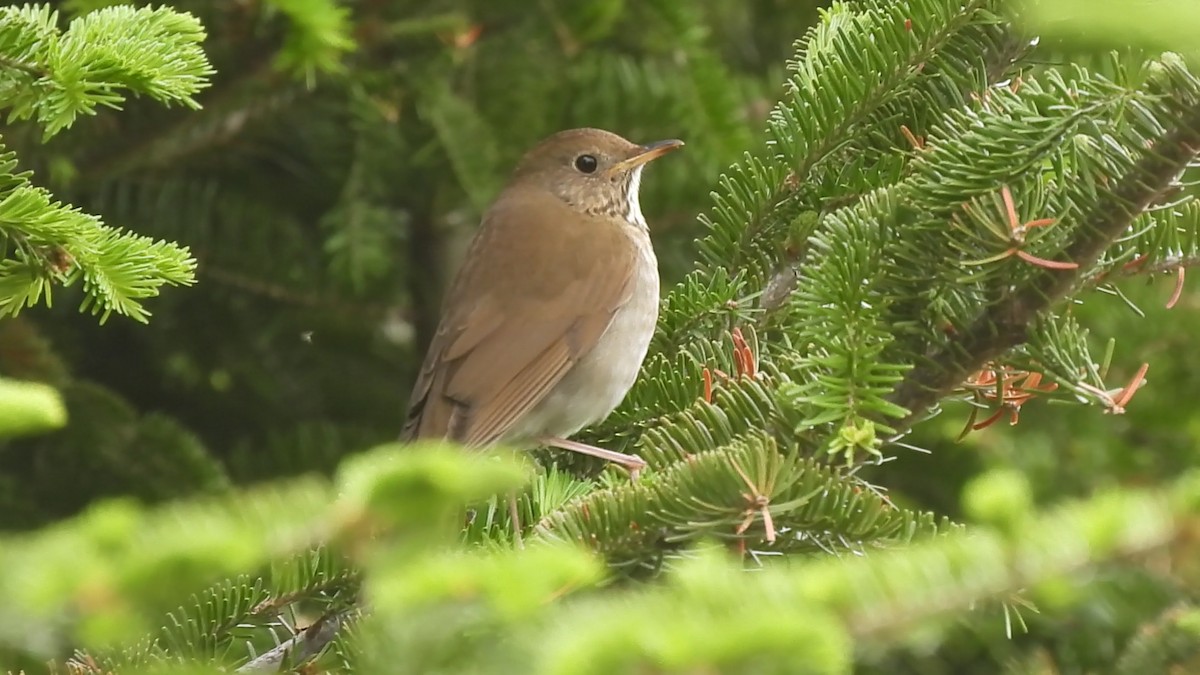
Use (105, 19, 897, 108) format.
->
(3, 0, 1200, 673)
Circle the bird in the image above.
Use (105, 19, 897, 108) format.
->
(400, 127, 683, 541)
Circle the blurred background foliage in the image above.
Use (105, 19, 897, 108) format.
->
(4, 0, 1200, 673)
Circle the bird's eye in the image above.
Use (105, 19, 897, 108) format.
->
(574, 154, 599, 174)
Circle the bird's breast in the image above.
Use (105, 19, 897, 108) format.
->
(508, 229, 660, 440)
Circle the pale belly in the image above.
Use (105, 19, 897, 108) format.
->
(504, 237, 659, 441)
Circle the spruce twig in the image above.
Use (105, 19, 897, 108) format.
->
(236, 608, 353, 672)
(889, 99, 1200, 431)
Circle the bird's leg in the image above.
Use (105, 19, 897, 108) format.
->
(536, 436, 647, 480)
(507, 490, 524, 549)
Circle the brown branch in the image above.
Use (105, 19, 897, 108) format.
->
(888, 102, 1200, 432)
(1116, 254, 1200, 278)
(0, 54, 47, 79)
(202, 264, 395, 321)
(236, 608, 354, 672)
(75, 53, 283, 181)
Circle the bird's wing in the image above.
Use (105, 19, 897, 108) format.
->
(401, 186, 639, 447)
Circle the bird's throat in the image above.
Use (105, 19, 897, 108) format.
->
(625, 166, 647, 230)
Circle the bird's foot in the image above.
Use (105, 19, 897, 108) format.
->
(536, 436, 647, 480)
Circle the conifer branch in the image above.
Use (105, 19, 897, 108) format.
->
(264, 0, 355, 80)
(698, 0, 1001, 285)
(0, 146, 197, 323)
(0, 5, 214, 139)
(236, 608, 352, 673)
(889, 68, 1200, 431)
(534, 433, 952, 568)
(1120, 255, 1200, 278)
(0, 4, 217, 323)
(820, 478, 1194, 642)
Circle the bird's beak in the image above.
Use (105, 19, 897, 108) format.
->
(607, 139, 685, 175)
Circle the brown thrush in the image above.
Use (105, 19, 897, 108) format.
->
(401, 128, 683, 537)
